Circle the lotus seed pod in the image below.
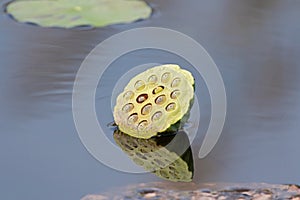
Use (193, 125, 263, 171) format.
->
(113, 130, 194, 182)
(113, 64, 194, 139)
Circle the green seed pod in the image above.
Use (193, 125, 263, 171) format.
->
(113, 130, 194, 182)
(113, 64, 194, 139)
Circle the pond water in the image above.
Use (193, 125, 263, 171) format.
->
(1, 0, 300, 199)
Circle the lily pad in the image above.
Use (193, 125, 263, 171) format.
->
(6, 0, 152, 28)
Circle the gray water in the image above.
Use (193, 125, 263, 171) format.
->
(1, 0, 300, 199)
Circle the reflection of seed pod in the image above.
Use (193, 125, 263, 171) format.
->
(113, 130, 194, 182)
(113, 64, 194, 139)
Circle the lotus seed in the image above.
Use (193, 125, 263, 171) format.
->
(136, 93, 148, 103)
(148, 75, 158, 83)
(155, 95, 166, 105)
(122, 103, 134, 113)
(134, 80, 145, 91)
(152, 111, 162, 121)
(170, 90, 180, 99)
(153, 86, 164, 94)
(141, 103, 152, 115)
(123, 91, 134, 100)
(171, 78, 181, 87)
(128, 113, 138, 124)
(138, 120, 148, 131)
(161, 72, 171, 83)
(166, 103, 176, 112)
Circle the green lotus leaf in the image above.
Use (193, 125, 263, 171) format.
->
(114, 130, 194, 182)
(113, 64, 195, 139)
(6, 0, 152, 28)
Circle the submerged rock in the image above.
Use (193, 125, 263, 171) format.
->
(81, 182, 300, 200)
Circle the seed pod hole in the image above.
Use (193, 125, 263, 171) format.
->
(170, 90, 180, 99)
(141, 103, 152, 115)
(138, 120, 148, 131)
(152, 111, 162, 121)
(148, 75, 158, 83)
(155, 95, 166, 105)
(128, 113, 138, 124)
(171, 78, 181, 87)
(152, 86, 164, 94)
(134, 80, 145, 91)
(136, 93, 148, 103)
(166, 103, 176, 112)
(123, 91, 134, 100)
(122, 103, 134, 113)
(161, 72, 171, 83)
